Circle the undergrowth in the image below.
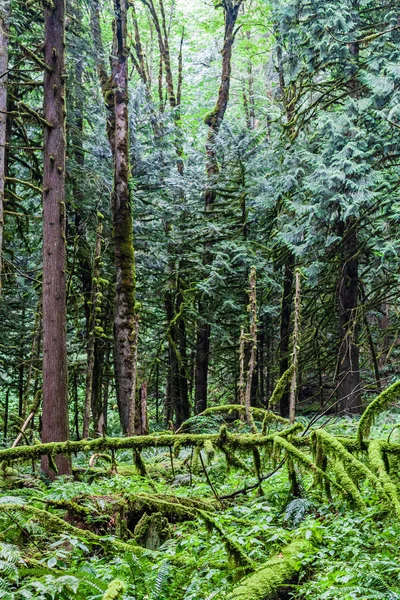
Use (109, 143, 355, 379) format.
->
(1, 409, 400, 599)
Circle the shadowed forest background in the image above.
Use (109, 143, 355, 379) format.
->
(1, 0, 400, 598)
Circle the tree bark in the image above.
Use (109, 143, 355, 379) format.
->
(337, 217, 361, 414)
(0, 1, 9, 297)
(112, 0, 137, 434)
(41, 0, 71, 477)
(195, 0, 242, 412)
(279, 254, 294, 416)
(83, 216, 103, 438)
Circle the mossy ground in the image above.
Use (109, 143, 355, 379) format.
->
(1, 409, 400, 599)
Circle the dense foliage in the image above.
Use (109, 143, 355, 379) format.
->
(1, 0, 400, 596)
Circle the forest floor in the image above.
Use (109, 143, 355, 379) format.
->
(1, 409, 400, 600)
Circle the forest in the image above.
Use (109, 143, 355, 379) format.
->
(1, 0, 400, 597)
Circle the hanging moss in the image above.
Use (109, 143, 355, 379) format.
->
(203, 439, 215, 465)
(368, 440, 400, 517)
(133, 449, 147, 477)
(357, 380, 400, 444)
(330, 459, 366, 510)
(273, 436, 342, 494)
(227, 539, 313, 600)
(262, 366, 294, 431)
(220, 445, 252, 473)
(102, 579, 126, 600)
(197, 509, 255, 572)
(313, 430, 379, 488)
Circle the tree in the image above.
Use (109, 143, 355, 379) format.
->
(195, 0, 244, 414)
(41, 0, 71, 476)
(0, 0, 9, 296)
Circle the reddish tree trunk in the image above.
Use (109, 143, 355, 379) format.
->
(0, 2, 9, 296)
(41, 0, 71, 477)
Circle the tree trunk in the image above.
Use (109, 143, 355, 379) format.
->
(279, 254, 294, 416)
(337, 217, 361, 414)
(109, 0, 137, 434)
(41, 0, 71, 477)
(0, 1, 9, 296)
(83, 216, 103, 438)
(195, 0, 242, 412)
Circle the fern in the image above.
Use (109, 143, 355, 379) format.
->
(149, 561, 170, 600)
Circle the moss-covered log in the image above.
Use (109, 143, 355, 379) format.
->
(357, 380, 400, 444)
(0, 502, 147, 555)
(227, 539, 313, 600)
(0, 428, 302, 465)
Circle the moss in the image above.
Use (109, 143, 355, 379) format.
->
(102, 579, 126, 600)
(204, 106, 218, 126)
(126, 493, 198, 522)
(133, 511, 170, 549)
(358, 380, 400, 445)
(263, 366, 294, 428)
(201, 404, 269, 422)
(0, 428, 303, 471)
(227, 539, 313, 600)
(203, 439, 215, 465)
(331, 459, 366, 510)
(133, 449, 147, 477)
(313, 430, 379, 488)
(273, 436, 342, 494)
(198, 509, 255, 572)
(0, 503, 146, 556)
(368, 440, 400, 517)
(220, 446, 252, 473)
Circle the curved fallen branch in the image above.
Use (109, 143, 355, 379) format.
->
(227, 538, 314, 600)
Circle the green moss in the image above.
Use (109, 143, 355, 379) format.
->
(0, 503, 146, 556)
(133, 511, 170, 549)
(368, 440, 400, 517)
(198, 509, 255, 572)
(133, 449, 147, 477)
(102, 579, 126, 600)
(358, 380, 400, 444)
(313, 430, 379, 488)
(203, 439, 215, 465)
(331, 459, 366, 510)
(273, 436, 342, 494)
(200, 404, 270, 422)
(227, 539, 313, 600)
(262, 366, 294, 432)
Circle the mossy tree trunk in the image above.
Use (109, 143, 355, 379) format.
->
(41, 0, 71, 476)
(337, 41, 361, 415)
(195, 0, 243, 413)
(112, 0, 138, 434)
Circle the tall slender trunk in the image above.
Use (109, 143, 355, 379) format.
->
(83, 216, 103, 438)
(0, 1, 9, 296)
(90, 0, 137, 434)
(279, 254, 294, 416)
(195, 0, 242, 412)
(337, 41, 361, 414)
(337, 217, 361, 414)
(41, 0, 71, 477)
(112, 0, 137, 434)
